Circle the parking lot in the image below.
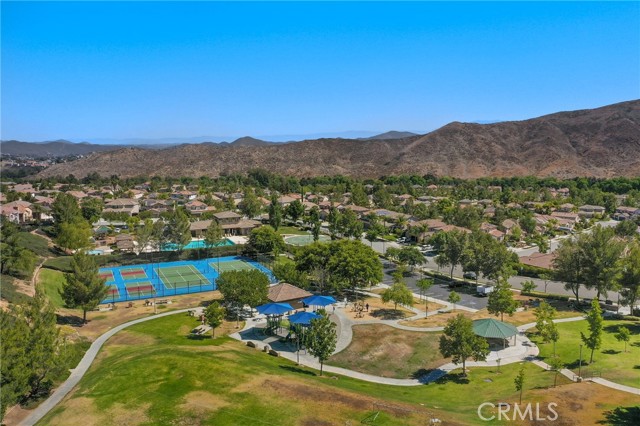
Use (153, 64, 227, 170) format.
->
(381, 263, 489, 310)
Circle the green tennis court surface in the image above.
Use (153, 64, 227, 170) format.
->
(99, 271, 115, 283)
(155, 265, 209, 289)
(119, 267, 148, 280)
(210, 260, 257, 273)
(124, 281, 156, 297)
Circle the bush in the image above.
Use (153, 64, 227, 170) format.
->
(521, 290, 569, 302)
(518, 263, 551, 279)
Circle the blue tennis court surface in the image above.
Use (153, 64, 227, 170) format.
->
(100, 256, 276, 304)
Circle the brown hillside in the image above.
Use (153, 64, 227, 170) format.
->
(38, 100, 640, 179)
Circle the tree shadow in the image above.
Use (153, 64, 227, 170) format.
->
(279, 365, 317, 376)
(411, 368, 434, 380)
(56, 313, 84, 327)
(602, 349, 621, 355)
(434, 372, 469, 385)
(629, 341, 640, 348)
(186, 334, 209, 341)
(603, 322, 640, 335)
(597, 406, 640, 425)
(371, 309, 408, 320)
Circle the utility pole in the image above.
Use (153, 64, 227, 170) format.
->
(578, 344, 583, 379)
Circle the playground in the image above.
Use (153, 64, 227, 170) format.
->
(99, 256, 276, 304)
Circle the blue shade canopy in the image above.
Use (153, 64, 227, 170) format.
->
(256, 302, 294, 315)
(288, 311, 321, 326)
(302, 295, 336, 306)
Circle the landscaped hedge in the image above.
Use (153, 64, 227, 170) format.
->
(520, 290, 570, 302)
(518, 263, 552, 279)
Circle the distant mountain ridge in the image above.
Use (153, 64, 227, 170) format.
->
(30, 99, 640, 179)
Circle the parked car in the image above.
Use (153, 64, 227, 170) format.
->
(463, 271, 477, 280)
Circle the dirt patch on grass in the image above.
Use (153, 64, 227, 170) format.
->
(329, 324, 447, 378)
(521, 382, 640, 425)
(106, 330, 157, 347)
(42, 397, 151, 426)
(179, 391, 230, 415)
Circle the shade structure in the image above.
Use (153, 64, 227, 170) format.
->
(472, 318, 518, 339)
(256, 302, 294, 315)
(288, 311, 321, 326)
(302, 295, 336, 307)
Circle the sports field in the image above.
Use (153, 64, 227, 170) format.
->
(99, 256, 276, 304)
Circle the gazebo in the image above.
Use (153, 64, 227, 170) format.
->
(472, 318, 518, 348)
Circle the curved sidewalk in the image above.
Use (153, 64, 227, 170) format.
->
(18, 308, 197, 426)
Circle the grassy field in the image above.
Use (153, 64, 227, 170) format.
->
(529, 318, 640, 388)
(16, 231, 54, 257)
(37, 314, 640, 426)
(39, 268, 66, 309)
(0, 274, 31, 304)
(329, 324, 447, 378)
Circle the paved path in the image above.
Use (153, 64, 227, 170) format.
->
(18, 308, 199, 426)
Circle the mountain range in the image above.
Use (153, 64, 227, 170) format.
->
(30, 100, 640, 179)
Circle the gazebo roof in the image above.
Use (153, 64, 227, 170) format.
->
(472, 318, 518, 339)
(268, 283, 312, 303)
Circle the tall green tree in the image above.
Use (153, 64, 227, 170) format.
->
(461, 231, 492, 284)
(435, 230, 468, 281)
(204, 219, 224, 257)
(448, 290, 461, 312)
(439, 314, 489, 376)
(480, 241, 518, 284)
(216, 270, 270, 325)
(52, 192, 82, 234)
(240, 190, 262, 218)
(61, 252, 108, 323)
(0, 307, 30, 421)
(165, 208, 192, 252)
(307, 206, 321, 241)
(581, 299, 604, 363)
(381, 282, 414, 311)
(326, 240, 383, 295)
(295, 242, 332, 292)
(340, 208, 363, 239)
(203, 302, 226, 338)
(398, 246, 425, 271)
(553, 238, 586, 302)
(268, 194, 283, 231)
(81, 198, 104, 223)
(135, 219, 155, 256)
(327, 207, 342, 239)
(580, 225, 625, 299)
(285, 199, 305, 223)
(55, 219, 92, 252)
(614, 326, 631, 353)
(617, 241, 640, 315)
(248, 226, 285, 257)
(487, 281, 518, 322)
(306, 310, 337, 376)
(416, 278, 434, 316)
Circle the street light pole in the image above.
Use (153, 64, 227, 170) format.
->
(578, 344, 583, 379)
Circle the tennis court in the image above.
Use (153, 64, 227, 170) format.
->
(124, 281, 156, 298)
(154, 264, 209, 290)
(99, 256, 276, 304)
(211, 259, 258, 273)
(119, 267, 148, 280)
(99, 270, 115, 283)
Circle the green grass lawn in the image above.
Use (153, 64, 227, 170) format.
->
(276, 226, 309, 235)
(38, 314, 630, 426)
(39, 268, 66, 309)
(529, 318, 640, 388)
(43, 257, 74, 273)
(16, 232, 54, 257)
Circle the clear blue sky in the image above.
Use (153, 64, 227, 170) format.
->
(2, 1, 639, 142)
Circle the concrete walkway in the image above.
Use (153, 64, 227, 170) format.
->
(18, 308, 200, 426)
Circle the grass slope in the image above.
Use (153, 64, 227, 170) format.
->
(38, 268, 66, 309)
(529, 318, 640, 388)
(38, 314, 639, 426)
